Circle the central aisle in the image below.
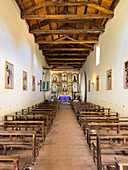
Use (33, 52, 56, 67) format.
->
(34, 104, 97, 170)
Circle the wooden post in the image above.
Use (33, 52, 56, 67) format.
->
(14, 158, 19, 170)
(97, 136, 101, 170)
(32, 133, 36, 164)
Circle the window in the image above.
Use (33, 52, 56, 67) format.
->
(96, 44, 100, 66)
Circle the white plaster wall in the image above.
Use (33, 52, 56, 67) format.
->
(80, 0, 128, 116)
(0, 0, 47, 119)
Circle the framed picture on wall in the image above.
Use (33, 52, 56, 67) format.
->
(107, 69, 112, 90)
(22, 71, 27, 91)
(96, 75, 100, 91)
(32, 75, 35, 91)
(5, 61, 14, 89)
(124, 60, 128, 89)
(88, 80, 91, 92)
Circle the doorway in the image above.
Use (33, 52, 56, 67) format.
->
(84, 71, 87, 102)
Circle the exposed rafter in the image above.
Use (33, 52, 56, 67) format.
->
(40, 47, 91, 51)
(22, 14, 114, 20)
(30, 29, 104, 35)
(44, 53, 88, 56)
(46, 58, 87, 61)
(21, 1, 114, 17)
(47, 61, 85, 65)
(30, 20, 105, 31)
(36, 39, 98, 44)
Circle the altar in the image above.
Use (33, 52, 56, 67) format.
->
(58, 92, 72, 101)
(58, 96, 72, 100)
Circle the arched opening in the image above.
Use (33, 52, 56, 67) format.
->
(84, 71, 87, 102)
(81, 71, 87, 102)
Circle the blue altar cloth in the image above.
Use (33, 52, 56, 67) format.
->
(59, 96, 71, 100)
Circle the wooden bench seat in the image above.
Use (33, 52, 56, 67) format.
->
(0, 121, 45, 142)
(76, 109, 112, 122)
(79, 112, 119, 126)
(20, 110, 55, 123)
(0, 132, 37, 164)
(93, 134, 128, 170)
(115, 157, 128, 170)
(86, 122, 128, 148)
(28, 108, 56, 117)
(4, 114, 50, 133)
(0, 156, 20, 170)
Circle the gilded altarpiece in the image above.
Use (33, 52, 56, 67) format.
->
(52, 72, 79, 100)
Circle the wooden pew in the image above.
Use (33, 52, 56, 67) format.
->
(79, 111, 119, 126)
(0, 121, 45, 142)
(27, 108, 56, 117)
(32, 103, 58, 111)
(71, 102, 97, 115)
(0, 156, 20, 170)
(4, 114, 50, 134)
(76, 107, 111, 122)
(15, 110, 54, 126)
(82, 116, 119, 134)
(19, 110, 55, 123)
(86, 122, 128, 148)
(115, 157, 128, 170)
(0, 131, 37, 164)
(94, 134, 128, 170)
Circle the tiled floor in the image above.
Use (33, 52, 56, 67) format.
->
(34, 104, 97, 170)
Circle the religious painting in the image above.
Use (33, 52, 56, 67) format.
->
(107, 69, 112, 90)
(73, 83, 77, 92)
(53, 74, 57, 82)
(124, 60, 128, 89)
(62, 72, 67, 82)
(53, 84, 57, 92)
(62, 83, 67, 92)
(5, 61, 14, 89)
(72, 74, 77, 82)
(96, 75, 100, 91)
(32, 75, 35, 91)
(22, 71, 27, 91)
(88, 80, 91, 92)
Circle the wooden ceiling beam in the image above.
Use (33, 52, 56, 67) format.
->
(37, 34, 98, 42)
(40, 47, 91, 51)
(36, 39, 98, 44)
(47, 61, 85, 64)
(46, 58, 87, 61)
(40, 43, 94, 48)
(22, 14, 113, 20)
(30, 29, 104, 35)
(102, 0, 119, 26)
(21, 1, 113, 17)
(30, 20, 105, 31)
(51, 67, 81, 70)
(44, 53, 88, 56)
